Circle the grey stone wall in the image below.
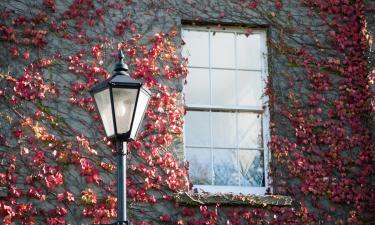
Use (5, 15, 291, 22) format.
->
(0, 0, 373, 224)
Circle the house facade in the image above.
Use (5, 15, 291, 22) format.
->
(0, 0, 373, 224)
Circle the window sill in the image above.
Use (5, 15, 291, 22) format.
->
(174, 191, 292, 207)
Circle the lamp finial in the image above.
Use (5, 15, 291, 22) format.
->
(114, 50, 129, 73)
(118, 50, 125, 63)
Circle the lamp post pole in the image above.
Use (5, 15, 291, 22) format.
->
(116, 141, 127, 224)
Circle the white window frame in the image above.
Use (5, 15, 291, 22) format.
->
(182, 26, 271, 195)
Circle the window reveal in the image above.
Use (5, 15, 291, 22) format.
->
(182, 27, 270, 194)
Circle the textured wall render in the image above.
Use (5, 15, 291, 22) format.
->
(0, 0, 373, 224)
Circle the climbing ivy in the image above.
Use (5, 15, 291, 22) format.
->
(0, 0, 373, 224)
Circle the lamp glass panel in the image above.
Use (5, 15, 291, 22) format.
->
(130, 88, 150, 139)
(94, 88, 114, 137)
(112, 88, 138, 134)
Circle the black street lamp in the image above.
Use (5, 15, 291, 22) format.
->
(90, 51, 151, 225)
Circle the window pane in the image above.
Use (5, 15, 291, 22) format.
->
(238, 112, 263, 148)
(237, 71, 262, 107)
(186, 147, 212, 185)
(212, 112, 236, 148)
(182, 30, 209, 67)
(213, 149, 238, 185)
(211, 69, 236, 106)
(239, 150, 264, 187)
(185, 111, 210, 146)
(236, 33, 262, 70)
(211, 32, 235, 68)
(185, 68, 210, 105)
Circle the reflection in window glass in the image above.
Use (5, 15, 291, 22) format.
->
(238, 113, 263, 148)
(186, 147, 212, 185)
(239, 150, 264, 186)
(213, 149, 238, 185)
